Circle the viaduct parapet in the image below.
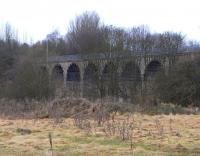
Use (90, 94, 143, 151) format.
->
(46, 51, 199, 98)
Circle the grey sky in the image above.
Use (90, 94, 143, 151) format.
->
(0, 0, 200, 42)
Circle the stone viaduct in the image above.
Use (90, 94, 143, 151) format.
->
(46, 51, 199, 98)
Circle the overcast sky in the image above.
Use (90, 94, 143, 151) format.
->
(0, 0, 200, 43)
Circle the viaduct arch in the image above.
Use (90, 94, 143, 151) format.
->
(48, 52, 199, 97)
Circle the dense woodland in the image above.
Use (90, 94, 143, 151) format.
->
(0, 11, 200, 107)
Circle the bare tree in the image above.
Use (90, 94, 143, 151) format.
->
(156, 32, 184, 53)
(123, 25, 153, 53)
(186, 40, 200, 52)
(0, 23, 19, 82)
(66, 11, 104, 53)
(46, 30, 67, 55)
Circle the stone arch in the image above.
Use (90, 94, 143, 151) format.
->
(102, 62, 118, 79)
(67, 63, 80, 81)
(121, 61, 141, 82)
(102, 62, 118, 97)
(144, 60, 162, 81)
(52, 64, 64, 83)
(83, 63, 99, 98)
(120, 61, 142, 100)
(83, 63, 98, 81)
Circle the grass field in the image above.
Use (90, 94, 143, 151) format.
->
(0, 114, 200, 156)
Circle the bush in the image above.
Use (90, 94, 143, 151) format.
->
(3, 56, 55, 100)
(154, 57, 200, 107)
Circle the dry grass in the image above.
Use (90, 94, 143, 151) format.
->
(0, 113, 200, 156)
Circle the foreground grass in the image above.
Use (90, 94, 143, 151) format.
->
(0, 114, 200, 156)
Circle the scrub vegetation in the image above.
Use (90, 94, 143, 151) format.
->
(0, 11, 200, 156)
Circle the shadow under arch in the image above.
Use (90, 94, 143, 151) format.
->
(102, 62, 119, 97)
(66, 63, 81, 96)
(120, 61, 141, 100)
(52, 64, 64, 84)
(83, 63, 99, 99)
(83, 63, 98, 81)
(144, 60, 162, 94)
(67, 63, 80, 81)
(144, 60, 162, 81)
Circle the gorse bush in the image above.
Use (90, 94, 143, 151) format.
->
(154, 57, 200, 107)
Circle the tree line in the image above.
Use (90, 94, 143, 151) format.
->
(43, 11, 200, 55)
(0, 11, 200, 107)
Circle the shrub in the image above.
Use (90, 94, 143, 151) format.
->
(4, 56, 55, 100)
(154, 57, 200, 107)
